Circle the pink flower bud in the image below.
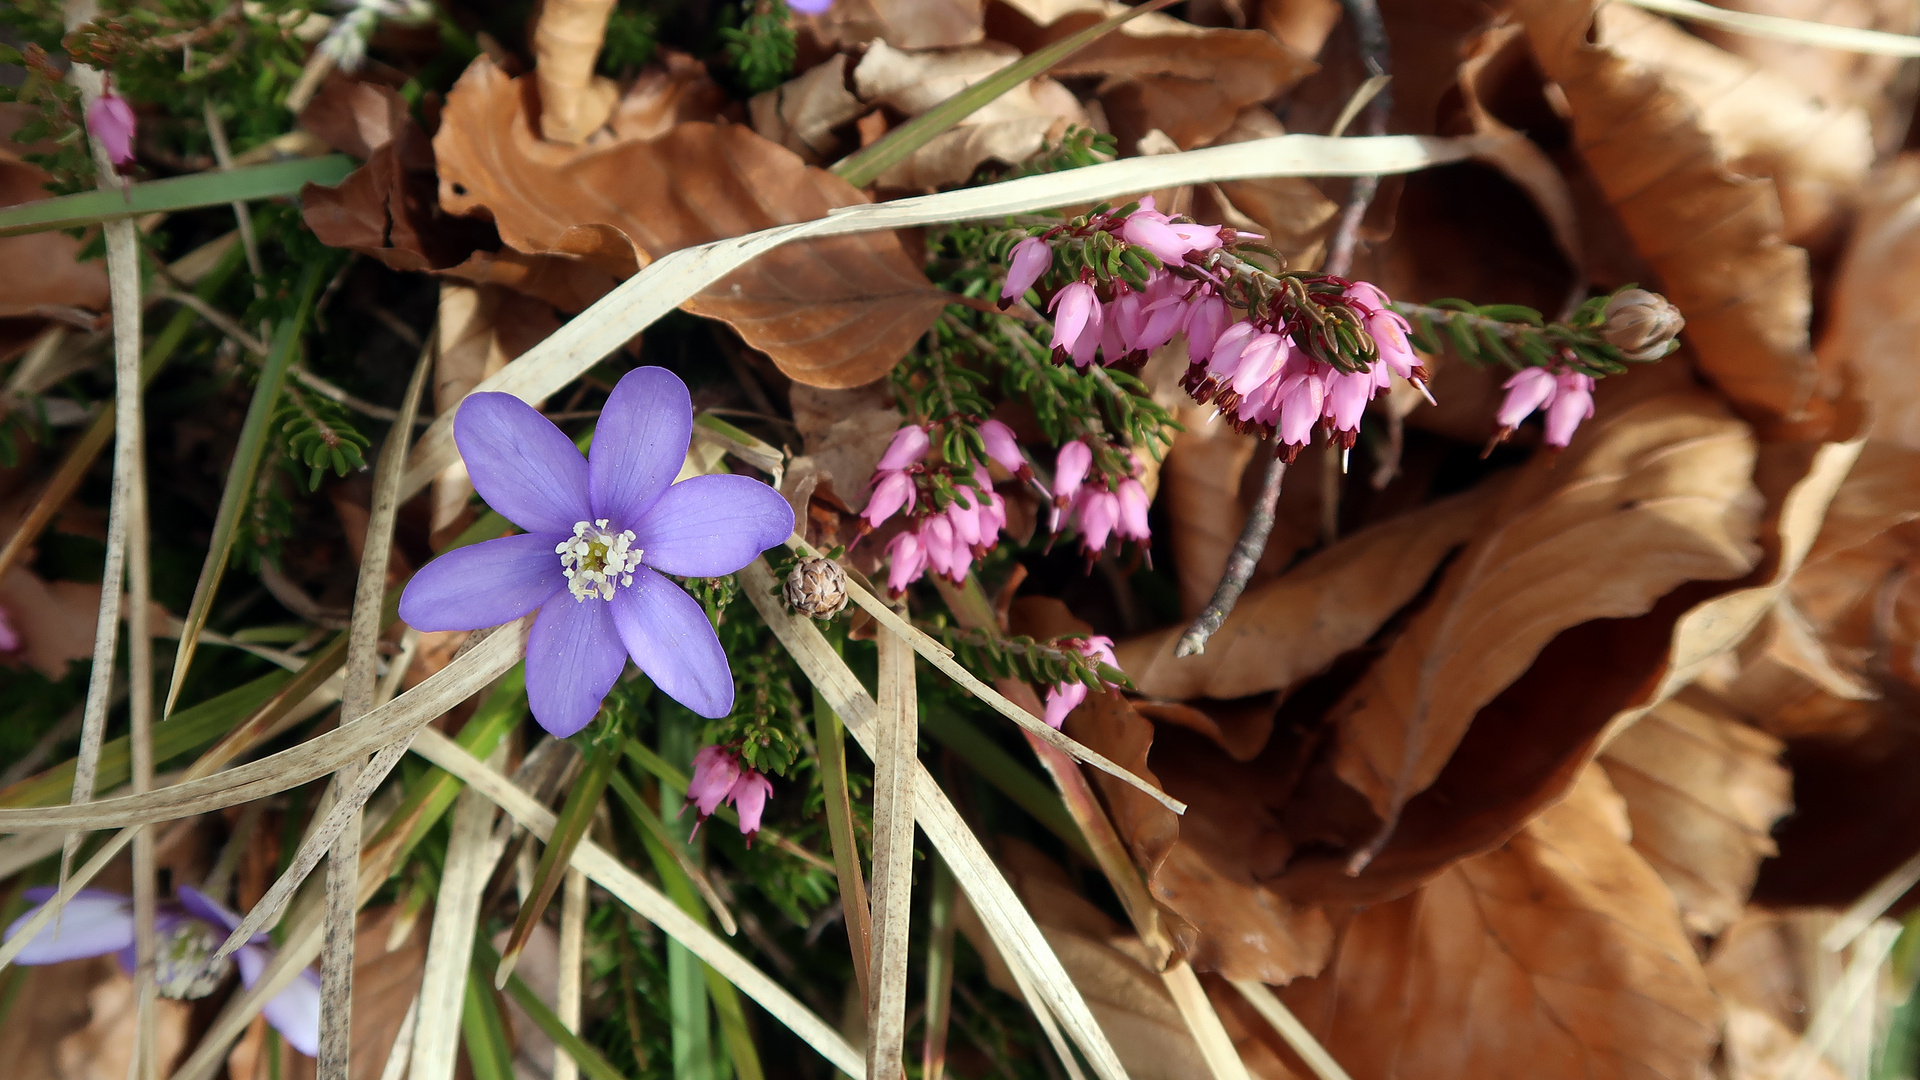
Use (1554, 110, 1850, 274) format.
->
(688, 746, 742, 818)
(1496, 367, 1558, 430)
(1544, 373, 1595, 447)
(1050, 282, 1100, 354)
(923, 515, 961, 580)
(978, 419, 1025, 475)
(728, 770, 774, 837)
(1054, 441, 1092, 502)
(877, 425, 930, 471)
(1185, 295, 1230, 363)
(1365, 308, 1420, 380)
(87, 91, 137, 169)
(863, 470, 916, 529)
(946, 490, 985, 548)
(1277, 369, 1327, 447)
(1002, 237, 1053, 301)
(886, 530, 927, 593)
(1042, 681, 1089, 729)
(1116, 479, 1151, 541)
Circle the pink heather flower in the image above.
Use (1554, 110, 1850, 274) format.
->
(1325, 366, 1378, 434)
(5, 886, 319, 1054)
(0, 605, 18, 653)
(978, 419, 1026, 477)
(1207, 322, 1258, 381)
(1277, 368, 1327, 447)
(1054, 441, 1092, 502)
(688, 745, 742, 818)
(1496, 367, 1559, 431)
(1121, 211, 1190, 264)
(729, 770, 774, 838)
(1230, 333, 1289, 398)
(877, 425, 931, 471)
(1041, 636, 1120, 729)
(1116, 478, 1151, 542)
(1050, 282, 1100, 354)
(886, 530, 928, 593)
(1544, 372, 1595, 447)
(1075, 490, 1120, 553)
(1002, 237, 1053, 302)
(1167, 221, 1223, 254)
(1344, 281, 1422, 380)
(864, 470, 916, 530)
(87, 90, 137, 169)
(1185, 295, 1230, 363)
(1110, 289, 1148, 353)
(397, 368, 793, 736)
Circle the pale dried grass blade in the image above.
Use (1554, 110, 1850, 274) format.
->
(378, 994, 421, 1080)
(0, 822, 138, 973)
(0, 620, 525, 832)
(171, 884, 327, 1080)
(322, 338, 434, 1080)
(1228, 979, 1355, 1080)
(792, 537, 1183, 815)
(1161, 964, 1252, 1080)
(397, 133, 1489, 503)
(1004, 954, 1089, 1080)
(554, 867, 587, 1080)
(405, 725, 868, 1078)
(1619, 0, 1920, 55)
(1824, 849, 1920, 952)
(409, 742, 505, 1080)
(1786, 920, 1903, 1080)
(867, 625, 918, 1080)
(740, 560, 1131, 1080)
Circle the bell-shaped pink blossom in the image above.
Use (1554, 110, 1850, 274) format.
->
(0, 605, 18, 653)
(1110, 288, 1149, 353)
(978, 419, 1025, 476)
(1230, 333, 1289, 398)
(87, 90, 137, 169)
(1076, 490, 1120, 553)
(1002, 237, 1053, 301)
(877, 425, 931, 471)
(1325, 367, 1377, 433)
(1207, 322, 1258, 380)
(1185, 295, 1231, 363)
(1054, 441, 1092, 502)
(947, 489, 985, 549)
(1116, 479, 1151, 541)
(1496, 367, 1559, 430)
(864, 470, 916, 529)
(1122, 211, 1191, 264)
(1277, 368, 1327, 447)
(1042, 681, 1089, 729)
(1167, 221, 1223, 254)
(687, 745, 743, 818)
(1050, 282, 1100, 354)
(886, 530, 927, 593)
(728, 770, 774, 838)
(1544, 372, 1595, 447)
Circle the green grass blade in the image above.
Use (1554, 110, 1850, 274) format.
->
(813, 684, 871, 1007)
(463, 957, 520, 1080)
(830, 0, 1175, 190)
(0, 156, 356, 237)
(164, 262, 326, 718)
(471, 935, 632, 1080)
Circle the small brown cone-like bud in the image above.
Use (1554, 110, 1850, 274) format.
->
(1599, 289, 1685, 361)
(785, 557, 848, 619)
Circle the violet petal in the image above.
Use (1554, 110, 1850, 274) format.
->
(455, 394, 592, 534)
(236, 945, 322, 1057)
(633, 475, 794, 577)
(525, 590, 629, 737)
(589, 367, 694, 528)
(609, 567, 733, 719)
(5, 889, 135, 964)
(399, 533, 569, 632)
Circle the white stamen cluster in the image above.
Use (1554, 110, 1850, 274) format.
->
(558, 519, 643, 602)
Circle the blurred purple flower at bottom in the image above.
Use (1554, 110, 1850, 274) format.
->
(398, 367, 794, 737)
(3, 886, 320, 1056)
(788, 0, 834, 12)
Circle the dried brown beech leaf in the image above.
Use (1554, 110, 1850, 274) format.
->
(750, 54, 864, 165)
(797, 0, 986, 51)
(987, 0, 1315, 149)
(0, 566, 103, 679)
(790, 380, 903, 516)
(1514, 0, 1828, 425)
(1330, 390, 1762, 868)
(851, 41, 1087, 191)
(604, 49, 731, 143)
(432, 58, 950, 388)
(0, 109, 109, 356)
(1820, 158, 1920, 451)
(1117, 483, 1499, 702)
(1280, 766, 1721, 1080)
(1598, 688, 1790, 936)
(1068, 693, 1334, 985)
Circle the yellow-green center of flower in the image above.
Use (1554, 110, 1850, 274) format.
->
(557, 519, 644, 601)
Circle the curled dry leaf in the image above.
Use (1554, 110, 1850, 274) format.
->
(1329, 389, 1762, 872)
(1512, 0, 1832, 426)
(1117, 482, 1499, 702)
(987, 0, 1315, 149)
(1819, 157, 1920, 451)
(603, 49, 731, 143)
(851, 40, 1088, 191)
(432, 58, 951, 388)
(1282, 765, 1720, 1080)
(797, 0, 986, 51)
(1067, 692, 1334, 985)
(58, 971, 193, 1080)
(0, 107, 109, 358)
(429, 282, 562, 537)
(1597, 688, 1791, 936)
(789, 380, 904, 515)
(750, 54, 865, 165)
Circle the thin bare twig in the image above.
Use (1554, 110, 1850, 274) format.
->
(1173, 0, 1392, 657)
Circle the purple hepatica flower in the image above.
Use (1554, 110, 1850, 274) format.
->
(789, 0, 834, 12)
(4, 885, 321, 1056)
(399, 367, 795, 736)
